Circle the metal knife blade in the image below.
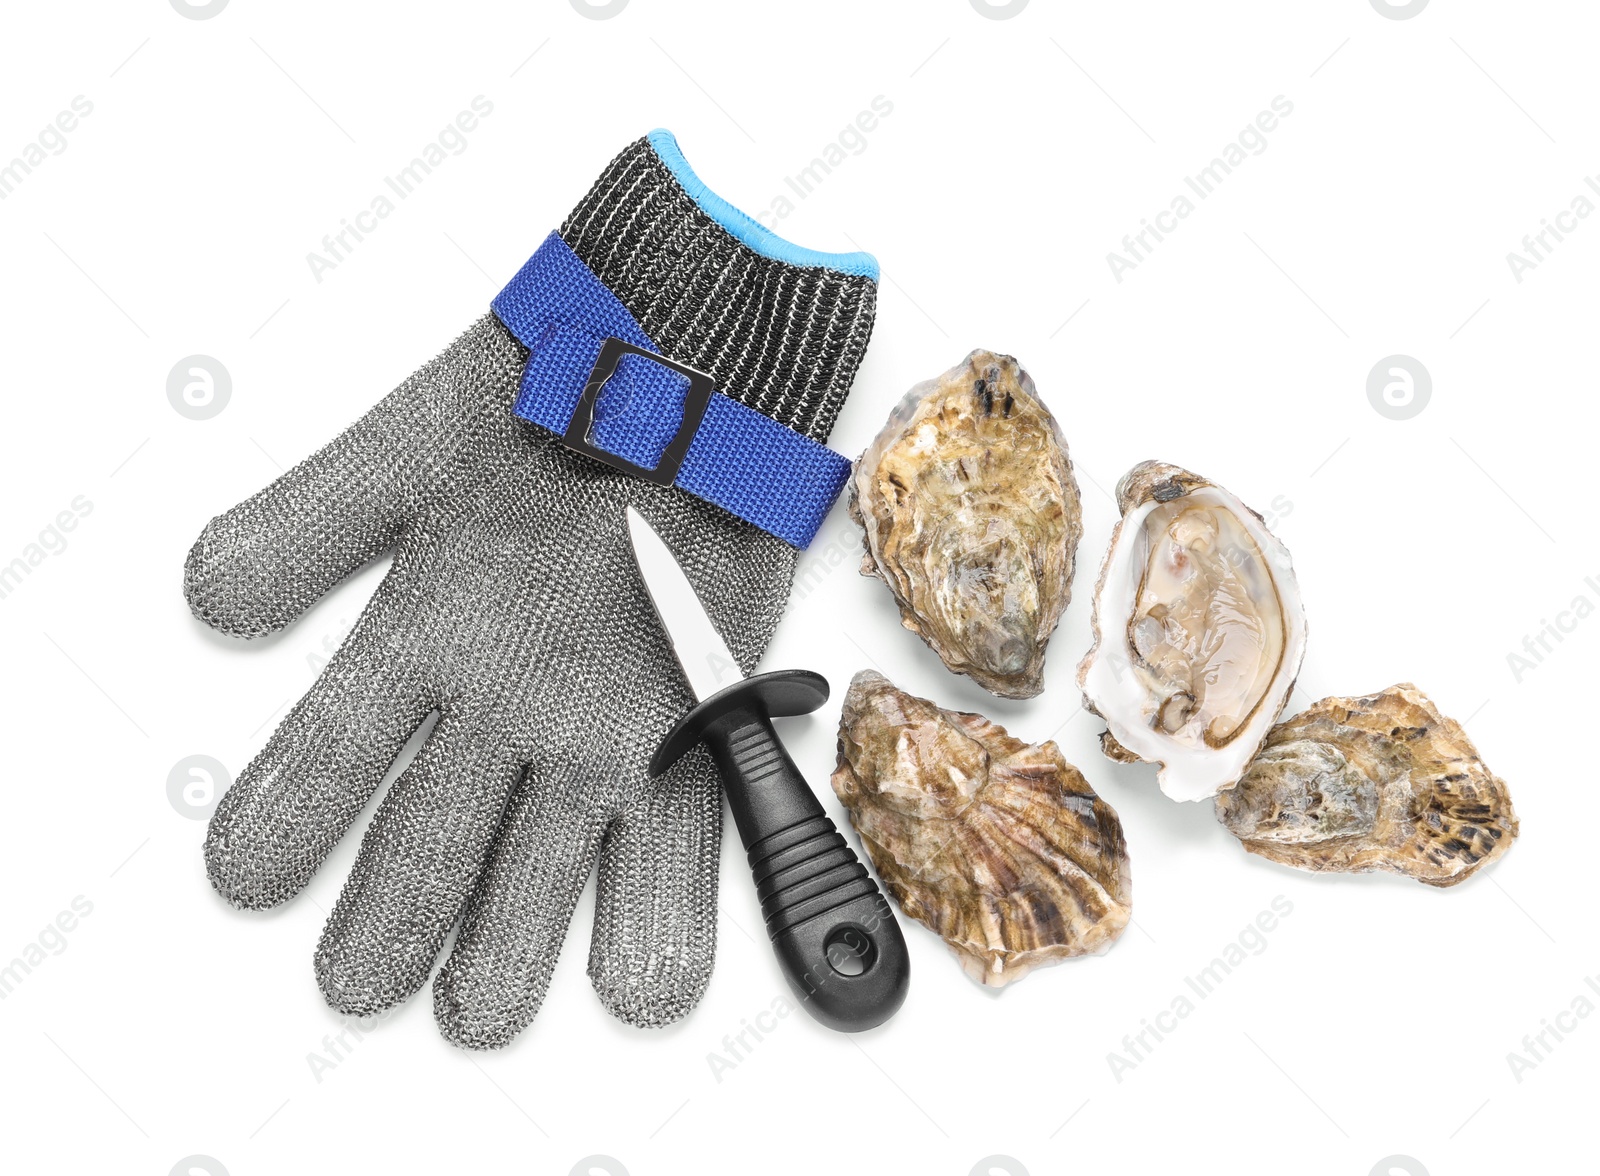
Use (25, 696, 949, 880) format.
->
(625, 507, 745, 701)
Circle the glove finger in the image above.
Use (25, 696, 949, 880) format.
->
(315, 711, 523, 1016)
(588, 747, 722, 1027)
(204, 599, 433, 908)
(431, 769, 609, 1050)
(183, 314, 525, 638)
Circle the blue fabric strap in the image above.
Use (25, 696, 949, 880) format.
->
(491, 233, 851, 549)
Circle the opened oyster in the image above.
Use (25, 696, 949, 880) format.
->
(831, 670, 1131, 986)
(1078, 462, 1307, 802)
(848, 350, 1081, 699)
(1216, 684, 1518, 886)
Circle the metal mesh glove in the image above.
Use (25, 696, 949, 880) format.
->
(185, 134, 877, 1048)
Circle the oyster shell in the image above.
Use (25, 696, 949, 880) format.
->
(1216, 684, 1518, 886)
(1078, 461, 1307, 802)
(848, 350, 1082, 699)
(830, 669, 1132, 987)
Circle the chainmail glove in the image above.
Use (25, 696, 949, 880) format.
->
(185, 132, 878, 1048)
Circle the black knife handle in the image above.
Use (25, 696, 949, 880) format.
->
(651, 670, 910, 1032)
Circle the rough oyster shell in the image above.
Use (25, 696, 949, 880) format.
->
(848, 350, 1082, 699)
(1216, 684, 1518, 886)
(1077, 461, 1307, 802)
(830, 669, 1132, 987)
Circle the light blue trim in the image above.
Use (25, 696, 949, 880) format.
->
(647, 129, 879, 281)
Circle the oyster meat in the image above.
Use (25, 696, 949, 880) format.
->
(848, 350, 1082, 699)
(1216, 684, 1518, 886)
(1078, 462, 1307, 802)
(831, 670, 1132, 986)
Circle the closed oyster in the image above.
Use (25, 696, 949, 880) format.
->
(830, 670, 1131, 987)
(1216, 684, 1518, 886)
(848, 350, 1081, 699)
(1078, 462, 1307, 802)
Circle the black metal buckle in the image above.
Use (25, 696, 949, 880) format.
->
(563, 338, 715, 487)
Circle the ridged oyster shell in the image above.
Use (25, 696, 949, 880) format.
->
(830, 670, 1132, 987)
(1216, 684, 1518, 886)
(848, 350, 1082, 699)
(1078, 461, 1307, 802)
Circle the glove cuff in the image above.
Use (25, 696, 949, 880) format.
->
(558, 130, 878, 446)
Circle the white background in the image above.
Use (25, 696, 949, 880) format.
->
(0, 1, 1590, 1173)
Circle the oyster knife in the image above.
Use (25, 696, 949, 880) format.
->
(625, 507, 910, 1032)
